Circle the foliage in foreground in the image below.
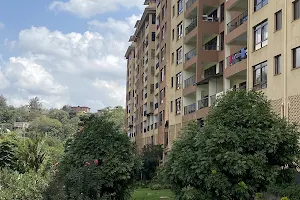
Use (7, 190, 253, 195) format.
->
(164, 90, 300, 199)
(54, 114, 137, 200)
(132, 188, 174, 200)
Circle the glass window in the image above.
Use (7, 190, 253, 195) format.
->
(275, 10, 282, 31)
(176, 72, 182, 89)
(176, 47, 182, 64)
(177, 22, 183, 39)
(177, 0, 183, 15)
(253, 61, 267, 90)
(254, 0, 268, 12)
(294, 0, 300, 20)
(254, 20, 268, 51)
(274, 54, 282, 75)
(293, 46, 300, 69)
(175, 98, 181, 115)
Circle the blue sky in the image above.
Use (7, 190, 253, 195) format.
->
(0, 0, 143, 111)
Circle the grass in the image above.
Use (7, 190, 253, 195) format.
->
(132, 188, 175, 200)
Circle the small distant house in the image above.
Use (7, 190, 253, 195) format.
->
(71, 106, 91, 114)
(13, 122, 30, 130)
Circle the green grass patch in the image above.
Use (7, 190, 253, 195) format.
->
(132, 188, 175, 200)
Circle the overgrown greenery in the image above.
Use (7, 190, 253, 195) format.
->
(163, 90, 300, 200)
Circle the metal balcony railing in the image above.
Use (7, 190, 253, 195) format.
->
(185, 18, 197, 35)
(184, 75, 196, 88)
(226, 47, 247, 67)
(186, 0, 196, 10)
(185, 48, 197, 62)
(184, 103, 196, 115)
(227, 10, 248, 33)
(198, 97, 209, 110)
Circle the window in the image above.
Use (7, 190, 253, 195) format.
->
(173, 5, 175, 17)
(162, 26, 165, 40)
(176, 72, 182, 89)
(274, 54, 282, 75)
(253, 61, 267, 90)
(159, 111, 164, 125)
(220, 32, 224, 50)
(220, 3, 225, 22)
(152, 14, 156, 24)
(172, 52, 174, 63)
(254, 20, 268, 51)
(170, 101, 173, 112)
(275, 10, 282, 31)
(171, 77, 174, 88)
(177, 22, 183, 39)
(293, 46, 300, 69)
(162, 5, 166, 18)
(177, 0, 183, 15)
(294, 0, 300, 20)
(172, 29, 175, 40)
(152, 32, 155, 41)
(160, 67, 165, 82)
(175, 98, 181, 115)
(254, 0, 268, 12)
(160, 89, 165, 104)
(176, 47, 182, 64)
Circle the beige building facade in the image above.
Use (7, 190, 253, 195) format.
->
(125, 0, 300, 151)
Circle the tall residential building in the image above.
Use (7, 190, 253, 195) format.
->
(125, 0, 300, 151)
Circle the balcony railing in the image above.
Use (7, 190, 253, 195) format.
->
(203, 45, 219, 51)
(204, 65, 216, 79)
(184, 103, 196, 115)
(226, 47, 247, 67)
(202, 15, 219, 22)
(198, 97, 209, 110)
(185, 48, 197, 62)
(185, 18, 197, 35)
(227, 10, 248, 33)
(184, 75, 196, 88)
(186, 0, 196, 10)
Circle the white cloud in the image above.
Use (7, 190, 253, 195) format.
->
(0, 15, 138, 110)
(0, 22, 4, 29)
(49, 0, 144, 18)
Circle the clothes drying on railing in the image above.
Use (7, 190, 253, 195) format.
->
(228, 48, 247, 66)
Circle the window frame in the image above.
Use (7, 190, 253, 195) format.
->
(274, 54, 282, 75)
(176, 47, 183, 64)
(294, 0, 300, 20)
(177, 22, 183, 39)
(275, 10, 282, 31)
(253, 61, 268, 90)
(177, 0, 183, 15)
(176, 72, 182, 89)
(254, 20, 268, 51)
(292, 46, 300, 69)
(175, 97, 181, 115)
(254, 0, 268, 12)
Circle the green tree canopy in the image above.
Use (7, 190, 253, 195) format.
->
(164, 90, 300, 200)
(58, 114, 137, 200)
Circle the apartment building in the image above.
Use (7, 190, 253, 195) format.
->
(125, 0, 300, 151)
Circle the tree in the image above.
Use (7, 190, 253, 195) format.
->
(0, 95, 7, 108)
(29, 97, 43, 111)
(29, 115, 63, 137)
(164, 90, 300, 200)
(58, 114, 137, 200)
(98, 106, 125, 130)
(48, 109, 69, 123)
(139, 144, 163, 181)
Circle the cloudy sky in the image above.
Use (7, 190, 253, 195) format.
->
(0, 0, 143, 111)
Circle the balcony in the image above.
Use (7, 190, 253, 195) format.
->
(185, 18, 197, 35)
(224, 47, 247, 78)
(184, 103, 196, 115)
(186, 0, 196, 10)
(203, 44, 219, 51)
(185, 48, 197, 62)
(225, 0, 248, 11)
(227, 10, 248, 33)
(201, 45, 219, 63)
(225, 10, 248, 45)
(198, 97, 209, 110)
(184, 75, 196, 88)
